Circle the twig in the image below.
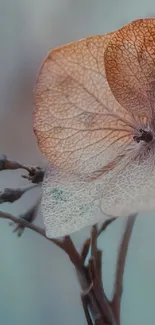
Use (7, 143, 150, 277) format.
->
(81, 238, 91, 263)
(0, 155, 136, 325)
(0, 207, 46, 236)
(111, 215, 137, 325)
(95, 250, 102, 286)
(81, 295, 93, 325)
(0, 205, 117, 325)
(80, 219, 118, 324)
(0, 154, 32, 172)
(0, 184, 38, 203)
(22, 167, 44, 183)
(97, 218, 117, 237)
(87, 225, 117, 325)
(0, 155, 104, 323)
(81, 218, 117, 263)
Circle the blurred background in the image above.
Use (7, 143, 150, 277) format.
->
(0, 0, 155, 324)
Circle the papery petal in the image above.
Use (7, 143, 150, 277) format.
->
(104, 18, 155, 122)
(33, 19, 155, 238)
(42, 164, 106, 238)
(33, 33, 134, 176)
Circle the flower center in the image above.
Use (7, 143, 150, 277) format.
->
(133, 129, 153, 143)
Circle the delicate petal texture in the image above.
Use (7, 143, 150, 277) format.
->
(33, 18, 155, 238)
(104, 18, 155, 121)
(42, 165, 105, 238)
(42, 155, 155, 238)
(33, 33, 134, 176)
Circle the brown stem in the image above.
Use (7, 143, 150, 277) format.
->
(0, 206, 118, 325)
(88, 227, 117, 325)
(111, 215, 137, 324)
(0, 154, 44, 184)
(0, 156, 32, 172)
(81, 295, 93, 325)
(81, 238, 91, 263)
(0, 208, 83, 263)
(97, 219, 117, 237)
(80, 218, 119, 325)
(0, 184, 38, 203)
(81, 218, 117, 263)
(0, 155, 135, 325)
(95, 250, 102, 287)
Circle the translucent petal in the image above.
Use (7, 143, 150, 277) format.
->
(33, 18, 155, 238)
(33, 33, 134, 176)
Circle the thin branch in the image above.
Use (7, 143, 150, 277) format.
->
(0, 154, 45, 184)
(81, 295, 93, 325)
(95, 250, 102, 287)
(97, 218, 117, 237)
(0, 154, 135, 325)
(0, 184, 38, 203)
(81, 218, 117, 263)
(81, 238, 91, 263)
(111, 214, 137, 325)
(88, 225, 117, 325)
(22, 167, 45, 183)
(0, 201, 118, 325)
(0, 205, 117, 325)
(91, 225, 98, 258)
(0, 207, 46, 237)
(0, 206, 83, 267)
(0, 154, 32, 173)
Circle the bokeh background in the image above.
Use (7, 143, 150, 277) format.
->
(0, 1, 155, 324)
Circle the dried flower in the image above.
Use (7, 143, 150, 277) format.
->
(33, 18, 155, 238)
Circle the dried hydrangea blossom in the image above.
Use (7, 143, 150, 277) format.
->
(33, 18, 155, 238)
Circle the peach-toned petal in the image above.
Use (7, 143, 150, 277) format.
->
(33, 18, 155, 238)
(104, 18, 155, 122)
(33, 33, 134, 175)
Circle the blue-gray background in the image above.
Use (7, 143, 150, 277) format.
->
(0, 1, 155, 324)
